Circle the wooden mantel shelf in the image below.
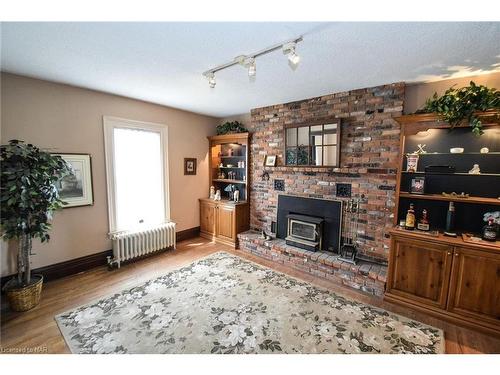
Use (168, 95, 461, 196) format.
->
(395, 110, 500, 126)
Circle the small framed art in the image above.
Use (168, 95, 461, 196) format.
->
(409, 176, 425, 195)
(184, 158, 197, 175)
(264, 155, 277, 167)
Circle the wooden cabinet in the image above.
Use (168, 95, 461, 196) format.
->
(200, 200, 216, 235)
(386, 230, 500, 337)
(447, 247, 500, 324)
(200, 132, 250, 248)
(199, 198, 249, 248)
(217, 205, 234, 241)
(388, 237, 452, 309)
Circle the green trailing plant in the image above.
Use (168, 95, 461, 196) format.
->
(419, 81, 500, 136)
(216, 121, 247, 135)
(1, 140, 72, 286)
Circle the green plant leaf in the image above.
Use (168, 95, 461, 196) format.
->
(418, 81, 499, 135)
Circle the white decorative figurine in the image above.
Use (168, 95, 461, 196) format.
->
(233, 190, 240, 202)
(413, 144, 427, 154)
(214, 189, 221, 201)
(480, 147, 489, 154)
(468, 164, 481, 175)
(209, 186, 215, 199)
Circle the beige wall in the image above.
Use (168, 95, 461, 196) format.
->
(219, 113, 252, 126)
(223, 72, 500, 121)
(405, 71, 500, 114)
(1, 73, 218, 276)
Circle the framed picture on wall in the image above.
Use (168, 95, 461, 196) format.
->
(53, 153, 94, 208)
(184, 158, 197, 175)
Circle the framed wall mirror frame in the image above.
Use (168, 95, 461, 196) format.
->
(284, 119, 341, 167)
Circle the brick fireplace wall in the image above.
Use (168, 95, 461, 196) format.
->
(248, 82, 405, 264)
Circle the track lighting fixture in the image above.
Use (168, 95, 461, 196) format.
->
(235, 55, 256, 78)
(246, 57, 256, 77)
(282, 41, 300, 68)
(202, 36, 303, 88)
(205, 71, 216, 88)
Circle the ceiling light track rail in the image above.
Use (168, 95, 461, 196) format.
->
(203, 35, 303, 88)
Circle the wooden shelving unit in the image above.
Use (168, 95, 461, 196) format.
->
(393, 111, 500, 232)
(207, 132, 250, 200)
(385, 112, 500, 337)
(199, 132, 251, 248)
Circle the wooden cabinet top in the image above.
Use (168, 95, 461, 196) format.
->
(207, 132, 251, 142)
(394, 110, 500, 125)
(394, 111, 500, 136)
(389, 227, 500, 254)
(199, 197, 248, 206)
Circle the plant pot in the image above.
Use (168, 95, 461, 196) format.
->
(3, 275, 43, 312)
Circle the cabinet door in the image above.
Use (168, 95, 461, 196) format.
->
(216, 205, 235, 242)
(200, 201, 216, 235)
(447, 247, 500, 324)
(387, 237, 453, 309)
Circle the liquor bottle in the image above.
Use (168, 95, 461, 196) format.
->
(482, 217, 498, 242)
(405, 203, 415, 230)
(444, 202, 456, 237)
(417, 209, 430, 231)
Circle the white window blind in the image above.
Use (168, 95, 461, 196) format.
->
(103, 117, 170, 233)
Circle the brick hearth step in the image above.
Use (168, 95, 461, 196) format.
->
(238, 230, 387, 297)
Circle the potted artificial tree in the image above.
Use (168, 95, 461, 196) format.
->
(1, 140, 71, 311)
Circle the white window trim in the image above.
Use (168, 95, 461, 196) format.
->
(103, 116, 171, 233)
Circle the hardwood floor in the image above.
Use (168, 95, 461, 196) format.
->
(1, 236, 499, 354)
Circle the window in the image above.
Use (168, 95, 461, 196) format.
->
(103, 117, 170, 232)
(284, 121, 341, 167)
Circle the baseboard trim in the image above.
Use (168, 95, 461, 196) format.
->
(1, 226, 201, 290)
(176, 226, 200, 242)
(1, 249, 113, 291)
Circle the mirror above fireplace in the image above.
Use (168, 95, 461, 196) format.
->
(284, 120, 341, 167)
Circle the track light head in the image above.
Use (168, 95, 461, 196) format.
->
(282, 41, 300, 68)
(246, 57, 256, 77)
(288, 51, 300, 65)
(205, 72, 216, 88)
(236, 56, 257, 78)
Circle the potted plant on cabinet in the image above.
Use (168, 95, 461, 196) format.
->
(418, 81, 500, 135)
(1, 140, 72, 311)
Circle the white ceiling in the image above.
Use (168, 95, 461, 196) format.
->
(1, 22, 499, 118)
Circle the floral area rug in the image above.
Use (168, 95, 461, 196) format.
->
(55, 252, 444, 354)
